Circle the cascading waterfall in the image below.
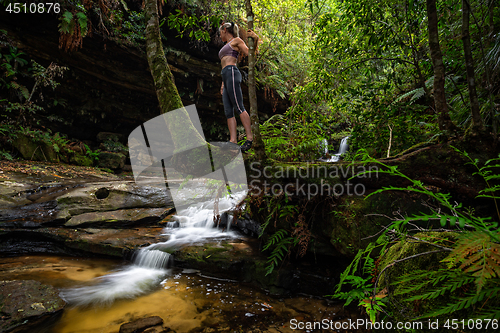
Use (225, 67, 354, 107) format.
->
(319, 136, 349, 162)
(133, 249, 172, 269)
(338, 136, 349, 155)
(61, 190, 246, 306)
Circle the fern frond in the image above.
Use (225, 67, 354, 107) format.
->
(405, 273, 475, 301)
(263, 229, 288, 251)
(264, 229, 293, 275)
(420, 285, 500, 319)
(395, 269, 456, 295)
(445, 231, 500, 291)
(393, 87, 424, 105)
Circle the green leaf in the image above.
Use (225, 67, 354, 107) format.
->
(440, 216, 447, 227)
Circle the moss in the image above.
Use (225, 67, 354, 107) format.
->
(13, 134, 59, 162)
(69, 153, 93, 167)
(328, 191, 431, 256)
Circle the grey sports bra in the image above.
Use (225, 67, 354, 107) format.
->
(219, 40, 239, 60)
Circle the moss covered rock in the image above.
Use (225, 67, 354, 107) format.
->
(376, 232, 466, 331)
(0, 280, 66, 333)
(12, 133, 59, 162)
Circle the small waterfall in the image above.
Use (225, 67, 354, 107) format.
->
(319, 136, 349, 162)
(133, 249, 172, 269)
(61, 190, 247, 306)
(338, 136, 349, 155)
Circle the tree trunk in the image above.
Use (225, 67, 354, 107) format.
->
(245, 0, 267, 161)
(143, 0, 205, 148)
(143, 0, 240, 177)
(426, 0, 456, 132)
(462, 0, 484, 132)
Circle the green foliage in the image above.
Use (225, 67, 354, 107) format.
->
(330, 242, 389, 321)
(297, 0, 500, 157)
(332, 149, 500, 322)
(121, 11, 146, 44)
(0, 149, 13, 161)
(1, 52, 68, 127)
(252, 0, 317, 99)
(58, 9, 89, 40)
(167, 9, 219, 42)
(84, 143, 99, 163)
(101, 138, 128, 153)
(262, 229, 294, 275)
(256, 193, 312, 275)
(260, 104, 346, 162)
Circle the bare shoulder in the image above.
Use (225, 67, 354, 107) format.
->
(231, 37, 248, 53)
(232, 37, 245, 46)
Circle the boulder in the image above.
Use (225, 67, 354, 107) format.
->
(98, 152, 126, 170)
(12, 134, 59, 162)
(119, 316, 164, 333)
(97, 132, 123, 143)
(0, 280, 66, 333)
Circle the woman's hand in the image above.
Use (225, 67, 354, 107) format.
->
(221, 83, 224, 95)
(247, 29, 259, 41)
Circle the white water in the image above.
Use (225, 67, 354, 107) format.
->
(61, 190, 246, 306)
(151, 190, 246, 249)
(319, 136, 349, 162)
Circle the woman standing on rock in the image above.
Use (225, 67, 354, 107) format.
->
(218, 22, 258, 153)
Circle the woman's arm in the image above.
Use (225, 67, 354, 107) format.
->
(233, 30, 259, 57)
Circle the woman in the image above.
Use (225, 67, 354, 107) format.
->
(219, 22, 258, 153)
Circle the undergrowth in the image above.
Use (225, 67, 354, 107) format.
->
(331, 148, 500, 324)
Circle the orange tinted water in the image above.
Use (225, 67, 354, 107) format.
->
(0, 255, 348, 333)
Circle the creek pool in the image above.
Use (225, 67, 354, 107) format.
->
(0, 255, 351, 333)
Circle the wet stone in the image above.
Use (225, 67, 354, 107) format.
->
(119, 316, 164, 333)
(0, 280, 66, 333)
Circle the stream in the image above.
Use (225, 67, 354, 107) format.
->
(0, 169, 356, 333)
(0, 255, 347, 332)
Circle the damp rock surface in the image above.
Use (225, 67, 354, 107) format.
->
(0, 280, 66, 333)
(119, 316, 166, 333)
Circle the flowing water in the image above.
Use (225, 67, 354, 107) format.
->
(319, 137, 350, 163)
(0, 188, 357, 332)
(0, 255, 349, 333)
(56, 190, 247, 308)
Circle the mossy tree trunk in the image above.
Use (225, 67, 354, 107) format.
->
(245, 0, 267, 161)
(143, 0, 206, 150)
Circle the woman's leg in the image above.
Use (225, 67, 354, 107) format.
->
(227, 117, 237, 143)
(222, 66, 253, 144)
(239, 111, 253, 141)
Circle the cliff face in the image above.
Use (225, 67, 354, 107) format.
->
(0, 9, 288, 144)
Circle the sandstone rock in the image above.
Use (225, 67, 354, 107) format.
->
(65, 208, 169, 227)
(0, 280, 66, 333)
(119, 316, 163, 333)
(98, 151, 126, 170)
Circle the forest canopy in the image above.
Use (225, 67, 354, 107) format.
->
(0, 0, 499, 162)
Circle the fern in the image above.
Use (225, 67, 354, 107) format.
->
(263, 229, 293, 275)
(397, 269, 475, 300)
(59, 11, 74, 34)
(331, 242, 379, 300)
(333, 149, 500, 322)
(423, 284, 500, 319)
(393, 87, 424, 105)
(444, 231, 500, 291)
